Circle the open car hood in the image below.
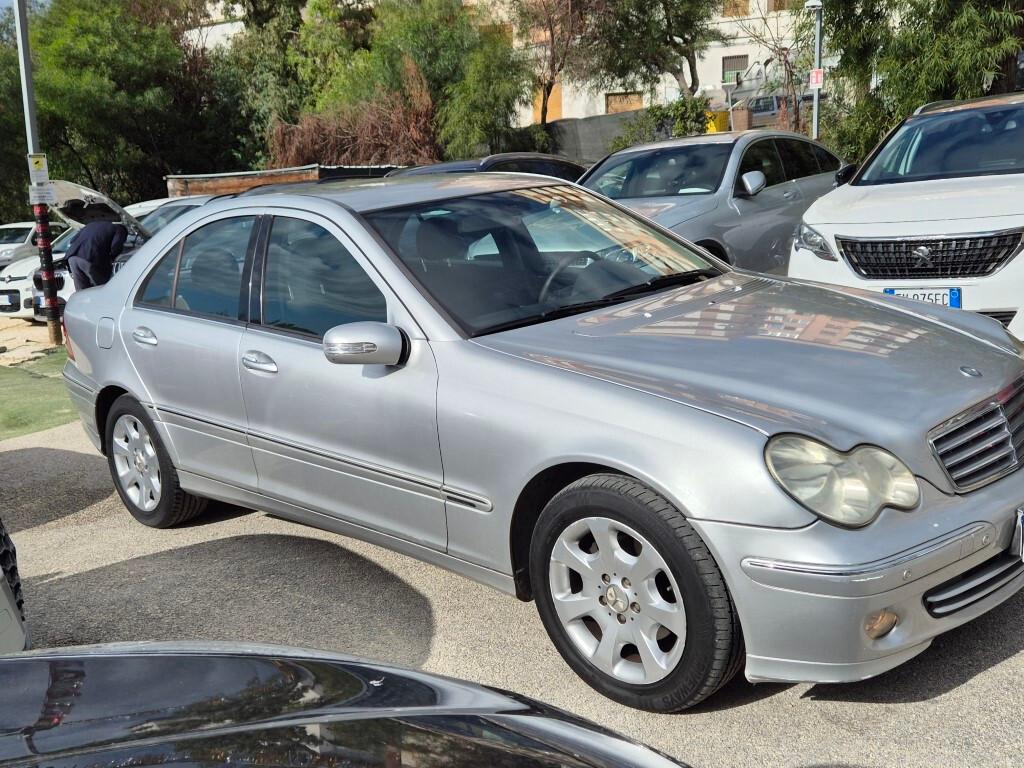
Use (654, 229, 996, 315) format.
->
(49, 180, 151, 239)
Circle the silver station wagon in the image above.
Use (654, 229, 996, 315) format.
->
(62, 174, 1024, 712)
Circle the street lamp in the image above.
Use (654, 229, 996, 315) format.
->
(805, 0, 824, 140)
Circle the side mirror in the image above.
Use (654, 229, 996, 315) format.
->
(323, 322, 406, 366)
(835, 163, 858, 186)
(740, 170, 767, 197)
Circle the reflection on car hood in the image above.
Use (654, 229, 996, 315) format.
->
(614, 195, 717, 230)
(805, 173, 1024, 225)
(477, 273, 1024, 482)
(0, 642, 685, 768)
(0, 256, 43, 279)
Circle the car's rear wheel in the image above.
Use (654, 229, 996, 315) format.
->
(530, 473, 743, 712)
(105, 395, 207, 528)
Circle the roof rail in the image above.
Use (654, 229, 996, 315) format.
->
(914, 100, 957, 115)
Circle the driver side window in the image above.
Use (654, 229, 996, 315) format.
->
(737, 140, 786, 190)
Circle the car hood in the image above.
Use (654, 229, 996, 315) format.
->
(0, 642, 684, 768)
(805, 173, 1024, 225)
(0, 255, 42, 279)
(476, 273, 1024, 484)
(49, 180, 150, 238)
(613, 195, 717, 229)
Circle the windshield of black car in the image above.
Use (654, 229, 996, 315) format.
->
(0, 227, 31, 245)
(582, 144, 732, 199)
(363, 185, 722, 335)
(857, 104, 1024, 185)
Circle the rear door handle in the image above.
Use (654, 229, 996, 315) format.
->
(132, 327, 158, 346)
(782, 190, 795, 199)
(242, 350, 278, 374)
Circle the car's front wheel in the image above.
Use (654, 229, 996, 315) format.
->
(105, 395, 207, 528)
(530, 473, 743, 712)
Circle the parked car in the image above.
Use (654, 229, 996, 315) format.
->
(579, 130, 843, 273)
(789, 92, 1024, 336)
(388, 153, 586, 182)
(0, 221, 67, 270)
(0, 517, 27, 654)
(63, 174, 1024, 712)
(1, 229, 81, 321)
(0, 642, 686, 768)
(124, 197, 174, 221)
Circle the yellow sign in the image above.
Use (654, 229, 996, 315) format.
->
(27, 153, 49, 184)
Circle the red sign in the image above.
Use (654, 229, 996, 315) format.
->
(809, 68, 824, 90)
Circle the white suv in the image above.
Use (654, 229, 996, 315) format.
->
(789, 93, 1024, 337)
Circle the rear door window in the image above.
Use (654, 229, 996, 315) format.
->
(813, 144, 841, 172)
(777, 139, 822, 180)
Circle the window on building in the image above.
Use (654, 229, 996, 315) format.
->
(767, 0, 799, 11)
(605, 92, 643, 114)
(723, 0, 749, 17)
(722, 55, 749, 85)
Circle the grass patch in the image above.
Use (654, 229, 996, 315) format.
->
(0, 348, 77, 441)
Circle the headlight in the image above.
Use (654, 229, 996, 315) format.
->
(765, 435, 920, 527)
(795, 223, 836, 261)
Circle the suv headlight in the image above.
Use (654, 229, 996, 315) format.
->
(765, 435, 920, 527)
(795, 223, 836, 261)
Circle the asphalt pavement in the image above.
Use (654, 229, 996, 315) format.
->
(3, 421, 1022, 767)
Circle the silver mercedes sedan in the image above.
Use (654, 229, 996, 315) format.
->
(62, 174, 1024, 712)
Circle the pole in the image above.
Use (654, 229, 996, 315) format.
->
(811, 6, 823, 140)
(14, 0, 62, 346)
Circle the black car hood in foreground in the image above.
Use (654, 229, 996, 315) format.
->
(0, 642, 686, 768)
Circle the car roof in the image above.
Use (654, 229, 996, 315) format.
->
(389, 153, 584, 176)
(915, 92, 1024, 115)
(237, 172, 565, 212)
(160, 195, 216, 207)
(611, 129, 817, 156)
(0, 222, 34, 229)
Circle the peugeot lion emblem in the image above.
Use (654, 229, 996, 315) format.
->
(960, 366, 982, 378)
(912, 245, 934, 269)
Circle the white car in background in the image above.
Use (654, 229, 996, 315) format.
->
(0, 220, 67, 270)
(789, 93, 1024, 337)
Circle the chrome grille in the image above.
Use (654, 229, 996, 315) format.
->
(979, 310, 1017, 328)
(836, 231, 1023, 280)
(923, 552, 1024, 617)
(929, 377, 1024, 491)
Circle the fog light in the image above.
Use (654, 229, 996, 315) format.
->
(864, 609, 899, 639)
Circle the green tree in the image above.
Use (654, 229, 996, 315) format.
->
(574, 0, 724, 96)
(0, 9, 30, 223)
(610, 94, 710, 151)
(437, 27, 534, 157)
(822, 0, 1023, 160)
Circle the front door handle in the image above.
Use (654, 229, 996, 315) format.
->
(132, 327, 158, 346)
(782, 190, 795, 199)
(242, 350, 278, 374)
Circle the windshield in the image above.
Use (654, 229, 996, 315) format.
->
(143, 202, 199, 233)
(858, 103, 1024, 185)
(51, 228, 77, 254)
(0, 227, 32, 245)
(364, 185, 721, 335)
(583, 144, 732, 199)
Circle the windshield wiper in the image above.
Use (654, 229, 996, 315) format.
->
(601, 268, 722, 300)
(471, 296, 631, 337)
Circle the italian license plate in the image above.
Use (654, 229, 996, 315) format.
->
(883, 287, 961, 308)
(33, 295, 42, 307)
(0, 295, 15, 306)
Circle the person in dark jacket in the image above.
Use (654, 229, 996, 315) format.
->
(66, 221, 128, 290)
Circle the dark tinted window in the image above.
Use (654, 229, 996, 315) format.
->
(138, 247, 178, 307)
(526, 160, 584, 181)
(859, 104, 1024, 184)
(583, 144, 732, 198)
(777, 139, 821, 180)
(174, 216, 255, 319)
(738, 140, 786, 187)
(813, 144, 841, 172)
(262, 217, 386, 338)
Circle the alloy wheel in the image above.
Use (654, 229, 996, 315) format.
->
(548, 516, 686, 684)
(111, 414, 162, 512)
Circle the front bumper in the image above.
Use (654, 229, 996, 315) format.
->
(0, 284, 35, 320)
(695, 471, 1024, 684)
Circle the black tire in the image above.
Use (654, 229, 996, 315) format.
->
(105, 395, 207, 528)
(0, 519, 24, 621)
(530, 473, 743, 712)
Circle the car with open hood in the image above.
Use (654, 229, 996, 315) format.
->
(61, 173, 1024, 712)
(0, 642, 686, 768)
